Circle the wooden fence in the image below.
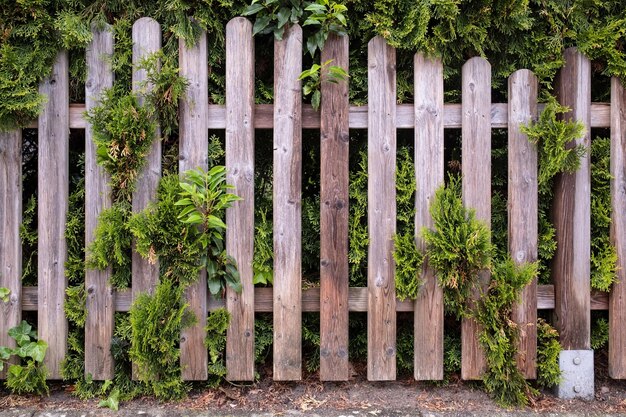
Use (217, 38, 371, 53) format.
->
(1, 16, 626, 383)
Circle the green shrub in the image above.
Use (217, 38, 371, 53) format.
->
(0, 321, 49, 395)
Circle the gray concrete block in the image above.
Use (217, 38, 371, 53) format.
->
(556, 349, 594, 400)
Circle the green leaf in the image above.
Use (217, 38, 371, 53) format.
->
(312, 90, 321, 111)
(174, 198, 193, 206)
(182, 213, 203, 224)
(277, 7, 291, 28)
(19, 340, 47, 363)
(0, 346, 12, 361)
(98, 388, 120, 411)
(0, 287, 10, 302)
(242, 3, 265, 15)
(206, 215, 227, 230)
(8, 364, 23, 378)
(208, 277, 222, 296)
(8, 321, 34, 347)
(305, 3, 327, 12)
(253, 15, 272, 36)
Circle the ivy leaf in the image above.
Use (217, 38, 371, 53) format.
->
(0, 287, 10, 302)
(18, 340, 47, 363)
(0, 346, 12, 361)
(8, 321, 34, 347)
(98, 388, 120, 411)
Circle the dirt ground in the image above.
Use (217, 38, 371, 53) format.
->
(3, 358, 626, 415)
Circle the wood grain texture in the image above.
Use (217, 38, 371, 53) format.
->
(553, 48, 591, 351)
(131, 17, 161, 299)
(367, 36, 397, 381)
(84, 25, 115, 380)
(272, 24, 303, 381)
(31, 102, 612, 130)
(38, 51, 69, 379)
(0, 130, 22, 379)
(19, 284, 609, 312)
(413, 54, 444, 381)
(225, 17, 255, 381)
(461, 56, 491, 380)
(610, 76, 626, 378)
(319, 33, 350, 381)
(179, 31, 209, 380)
(508, 69, 539, 379)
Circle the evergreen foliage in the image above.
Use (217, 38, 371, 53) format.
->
(536, 318, 562, 389)
(129, 277, 194, 400)
(205, 308, 230, 387)
(422, 175, 491, 317)
(590, 137, 617, 291)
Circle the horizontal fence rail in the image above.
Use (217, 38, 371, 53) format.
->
(1, 17, 625, 385)
(26, 102, 613, 130)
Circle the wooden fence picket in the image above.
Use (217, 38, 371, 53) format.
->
(0, 129, 22, 379)
(272, 24, 303, 381)
(553, 48, 591, 351)
(367, 36, 397, 381)
(225, 17, 256, 381)
(413, 53, 444, 381)
(609, 76, 626, 377)
(508, 69, 539, 378)
(85, 24, 115, 380)
(319, 33, 350, 382)
(179, 31, 209, 381)
(461, 57, 491, 380)
(38, 51, 70, 379)
(131, 17, 161, 303)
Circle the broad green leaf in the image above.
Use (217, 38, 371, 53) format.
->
(303, 17, 322, 26)
(305, 3, 327, 12)
(0, 287, 10, 302)
(208, 277, 222, 296)
(173, 198, 193, 206)
(206, 215, 227, 230)
(242, 3, 264, 15)
(8, 321, 33, 347)
(277, 7, 291, 28)
(0, 346, 12, 361)
(182, 213, 203, 224)
(253, 15, 272, 36)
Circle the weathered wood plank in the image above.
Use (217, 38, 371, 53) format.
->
(38, 51, 69, 379)
(179, 31, 209, 381)
(32, 102, 612, 130)
(461, 56, 491, 380)
(131, 17, 161, 300)
(225, 17, 255, 382)
(272, 24, 303, 381)
(319, 33, 350, 381)
(367, 36, 397, 381)
(0, 130, 22, 379)
(610, 76, 626, 378)
(553, 47, 591, 351)
(18, 285, 611, 313)
(130, 17, 161, 381)
(84, 25, 115, 380)
(508, 69, 539, 379)
(413, 54, 444, 381)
